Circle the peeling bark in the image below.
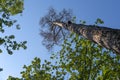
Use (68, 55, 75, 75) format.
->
(53, 21, 120, 55)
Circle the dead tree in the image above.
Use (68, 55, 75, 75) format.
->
(53, 21, 120, 54)
(40, 7, 120, 55)
(40, 7, 72, 50)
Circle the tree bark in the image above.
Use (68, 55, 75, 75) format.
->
(53, 21, 120, 55)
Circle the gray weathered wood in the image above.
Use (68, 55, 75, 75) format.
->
(53, 21, 120, 55)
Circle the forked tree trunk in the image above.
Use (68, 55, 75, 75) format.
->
(53, 21, 120, 55)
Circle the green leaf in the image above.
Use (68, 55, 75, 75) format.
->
(95, 18, 104, 24)
(16, 24, 21, 30)
(9, 35, 15, 39)
(0, 49, 2, 53)
(0, 38, 5, 45)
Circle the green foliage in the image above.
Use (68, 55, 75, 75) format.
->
(71, 16, 76, 23)
(4, 35, 27, 54)
(20, 57, 48, 80)
(8, 32, 120, 80)
(20, 57, 67, 80)
(7, 57, 65, 80)
(80, 20, 86, 24)
(95, 18, 104, 25)
(7, 11, 120, 80)
(53, 33, 120, 80)
(7, 76, 20, 80)
(0, 0, 24, 15)
(0, 0, 27, 55)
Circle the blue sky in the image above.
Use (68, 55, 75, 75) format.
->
(0, 0, 120, 79)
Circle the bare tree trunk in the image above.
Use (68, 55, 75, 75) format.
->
(53, 21, 120, 55)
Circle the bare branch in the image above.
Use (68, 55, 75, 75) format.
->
(40, 7, 72, 50)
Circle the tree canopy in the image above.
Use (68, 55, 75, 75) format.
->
(7, 7, 120, 79)
(7, 33, 120, 80)
(0, 0, 27, 55)
(6, 4, 120, 80)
